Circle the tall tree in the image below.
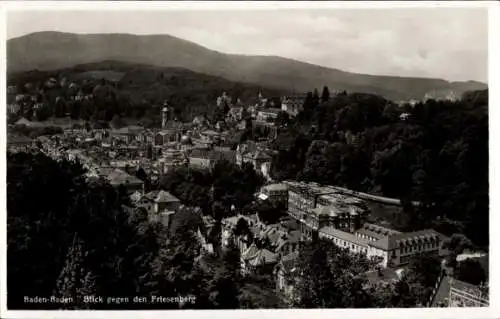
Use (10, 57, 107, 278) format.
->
(321, 86, 330, 103)
(293, 239, 373, 308)
(312, 88, 320, 108)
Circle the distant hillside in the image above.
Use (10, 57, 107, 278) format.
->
(7, 60, 290, 122)
(7, 31, 487, 101)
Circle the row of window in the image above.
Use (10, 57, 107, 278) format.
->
(321, 234, 369, 254)
(399, 240, 440, 254)
(356, 233, 378, 242)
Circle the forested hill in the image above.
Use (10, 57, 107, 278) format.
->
(7, 60, 290, 122)
(8, 31, 487, 101)
(271, 89, 488, 247)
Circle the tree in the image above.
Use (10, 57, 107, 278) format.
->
(302, 92, 314, 115)
(293, 239, 373, 308)
(234, 217, 250, 237)
(36, 104, 52, 121)
(7, 152, 86, 309)
(208, 247, 241, 308)
(455, 259, 486, 286)
(312, 88, 320, 108)
(402, 252, 442, 305)
(146, 143, 153, 159)
(442, 234, 473, 269)
(110, 114, 124, 129)
(54, 238, 97, 309)
(321, 86, 330, 103)
(7, 152, 164, 309)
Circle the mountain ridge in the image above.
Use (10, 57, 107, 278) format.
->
(7, 31, 487, 100)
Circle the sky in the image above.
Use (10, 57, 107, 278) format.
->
(6, 8, 488, 82)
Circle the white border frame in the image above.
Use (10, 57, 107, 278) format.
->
(1, 1, 498, 319)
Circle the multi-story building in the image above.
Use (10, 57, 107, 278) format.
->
(319, 224, 448, 268)
(281, 95, 305, 117)
(256, 108, 281, 123)
(226, 106, 246, 122)
(158, 146, 189, 173)
(199, 129, 223, 144)
(187, 148, 236, 171)
(284, 181, 369, 241)
(258, 183, 289, 209)
(104, 168, 145, 194)
(237, 145, 273, 176)
(284, 180, 448, 268)
(132, 190, 181, 230)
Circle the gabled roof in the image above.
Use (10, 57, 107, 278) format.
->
(245, 149, 272, 161)
(369, 229, 444, 251)
(319, 227, 371, 248)
(244, 246, 278, 267)
(242, 243, 260, 260)
(154, 190, 180, 203)
(14, 117, 32, 126)
(106, 169, 144, 186)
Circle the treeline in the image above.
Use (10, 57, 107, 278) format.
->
(270, 88, 488, 247)
(7, 61, 289, 123)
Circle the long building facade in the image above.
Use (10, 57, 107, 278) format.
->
(283, 180, 449, 268)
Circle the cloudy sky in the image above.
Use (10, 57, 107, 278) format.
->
(7, 8, 488, 82)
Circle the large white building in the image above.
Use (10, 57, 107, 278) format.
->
(319, 225, 448, 268)
(284, 180, 449, 268)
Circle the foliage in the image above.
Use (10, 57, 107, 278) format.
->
(443, 233, 474, 268)
(10, 124, 64, 138)
(401, 252, 442, 306)
(110, 114, 125, 129)
(455, 259, 487, 286)
(256, 200, 286, 225)
(159, 161, 264, 220)
(53, 238, 97, 309)
(321, 86, 330, 103)
(271, 90, 488, 247)
(292, 239, 374, 308)
(234, 217, 250, 237)
(7, 152, 163, 309)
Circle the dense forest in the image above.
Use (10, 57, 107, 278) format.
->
(270, 88, 488, 248)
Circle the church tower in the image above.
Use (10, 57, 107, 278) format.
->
(162, 101, 169, 129)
